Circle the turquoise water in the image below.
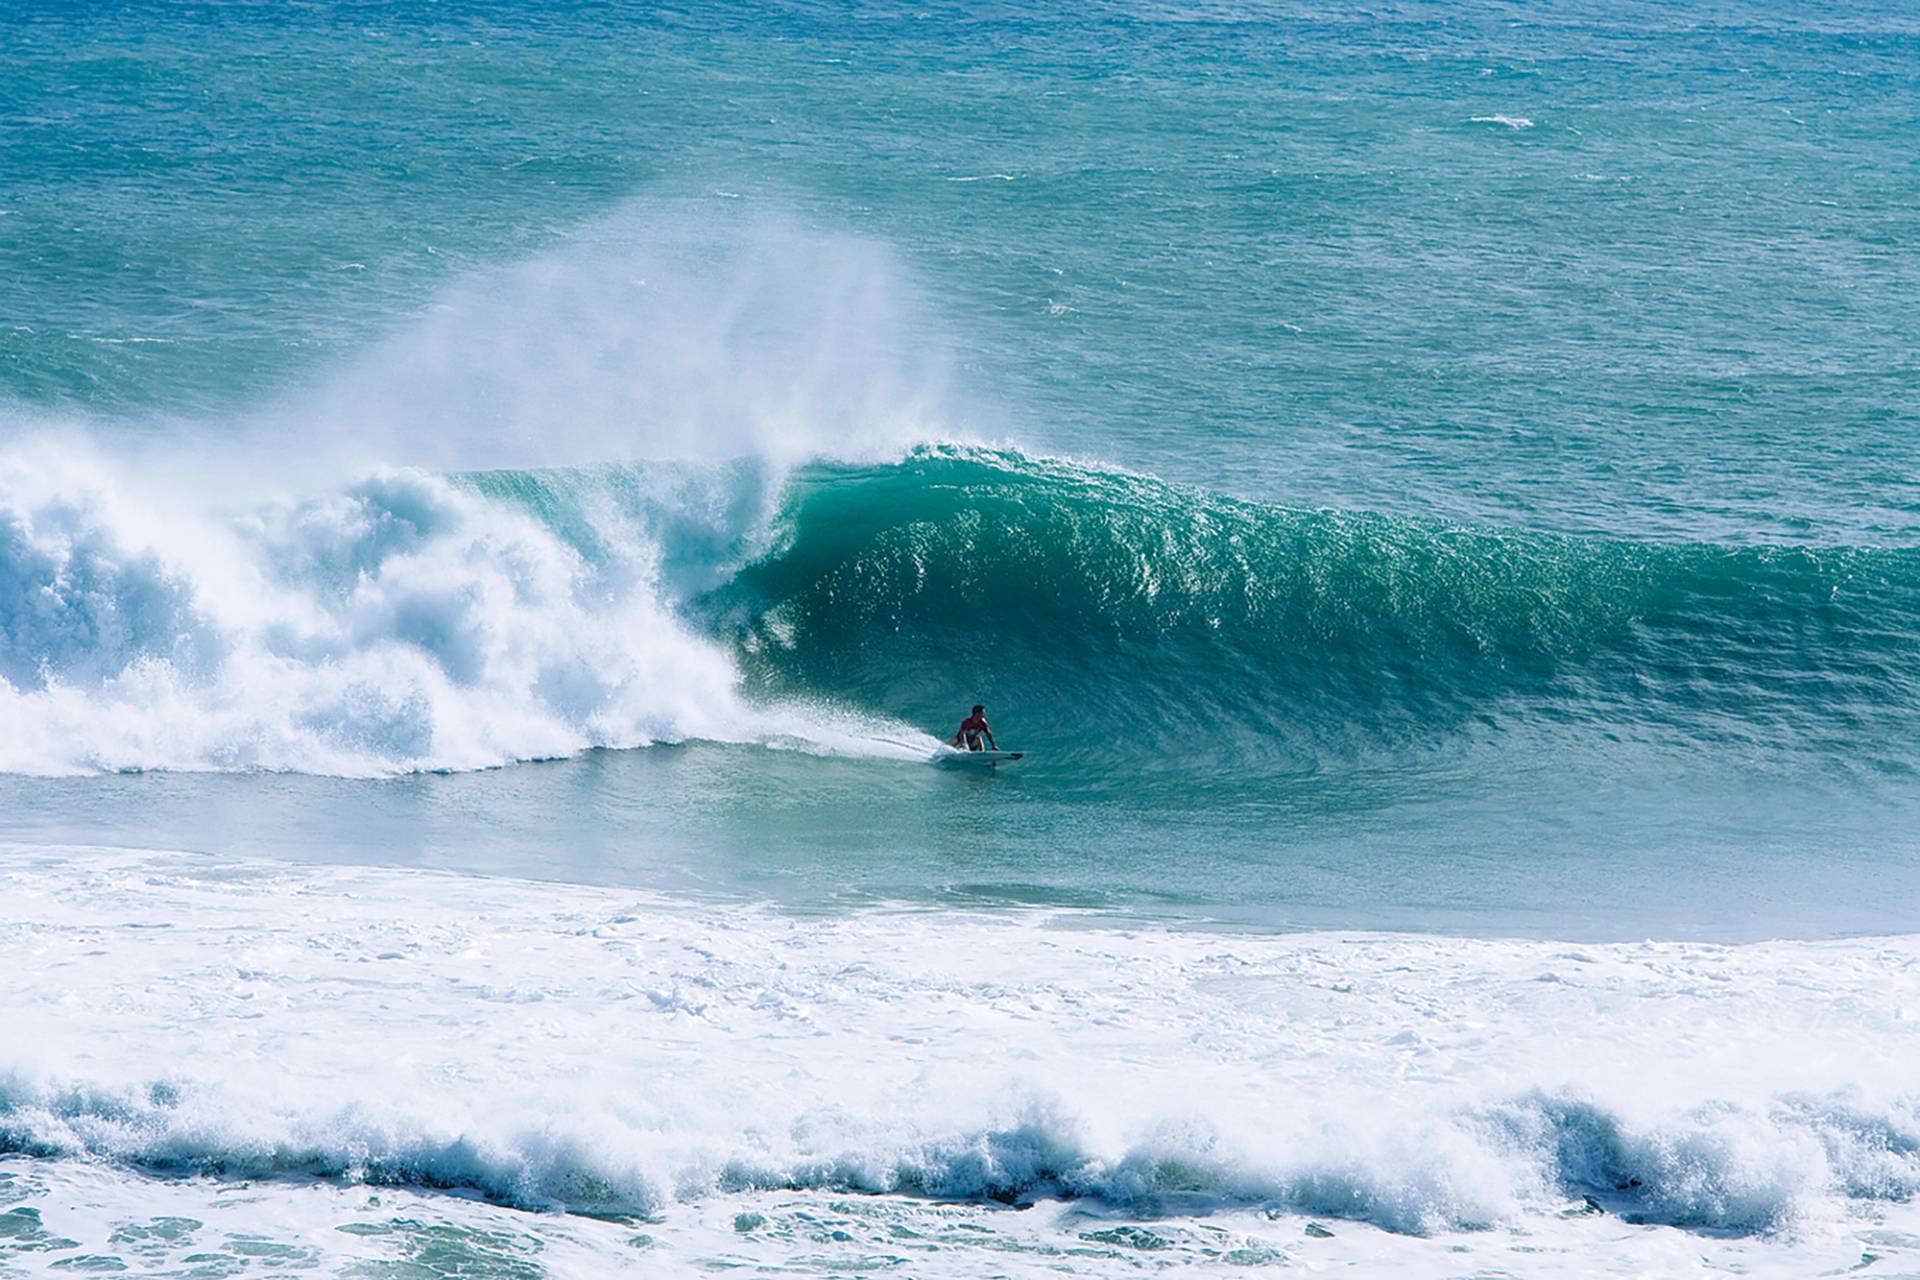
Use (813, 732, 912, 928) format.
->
(3, 0, 1919, 939)
(10, 7, 1920, 1275)
(9, 1, 1920, 537)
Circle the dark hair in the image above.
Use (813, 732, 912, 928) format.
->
(972, 705, 985, 715)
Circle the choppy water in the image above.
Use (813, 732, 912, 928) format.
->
(3, 2, 1919, 1276)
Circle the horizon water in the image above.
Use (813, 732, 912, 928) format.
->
(3, 2, 1919, 1275)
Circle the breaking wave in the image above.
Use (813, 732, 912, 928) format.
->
(0, 441, 924, 774)
(2, 440, 1917, 776)
(2, 1072, 1914, 1235)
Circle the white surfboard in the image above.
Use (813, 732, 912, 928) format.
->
(934, 749, 1025, 768)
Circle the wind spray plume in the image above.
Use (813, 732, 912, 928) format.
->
(289, 197, 965, 477)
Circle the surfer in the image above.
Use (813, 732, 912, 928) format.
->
(950, 705, 997, 752)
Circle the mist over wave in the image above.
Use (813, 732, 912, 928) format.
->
(277, 199, 963, 478)
(0, 207, 959, 775)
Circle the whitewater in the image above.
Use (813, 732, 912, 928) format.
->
(6, 846, 1920, 1278)
(0, 441, 931, 776)
(6, 1, 1920, 1276)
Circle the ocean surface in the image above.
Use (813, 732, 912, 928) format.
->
(3, 2, 1919, 1275)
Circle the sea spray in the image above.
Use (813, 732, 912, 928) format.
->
(267, 200, 964, 480)
(0, 206, 967, 774)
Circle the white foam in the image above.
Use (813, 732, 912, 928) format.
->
(3, 846, 1918, 1277)
(1471, 114, 1535, 129)
(0, 438, 933, 775)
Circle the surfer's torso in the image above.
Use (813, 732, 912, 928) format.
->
(956, 714, 990, 749)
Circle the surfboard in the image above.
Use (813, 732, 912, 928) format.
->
(935, 749, 1025, 767)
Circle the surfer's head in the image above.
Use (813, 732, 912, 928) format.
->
(972, 705, 985, 716)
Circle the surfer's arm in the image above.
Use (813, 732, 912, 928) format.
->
(983, 725, 998, 750)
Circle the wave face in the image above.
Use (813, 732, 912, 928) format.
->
(2, 440, 1916, 779)
(709, 447, 1920, 777)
